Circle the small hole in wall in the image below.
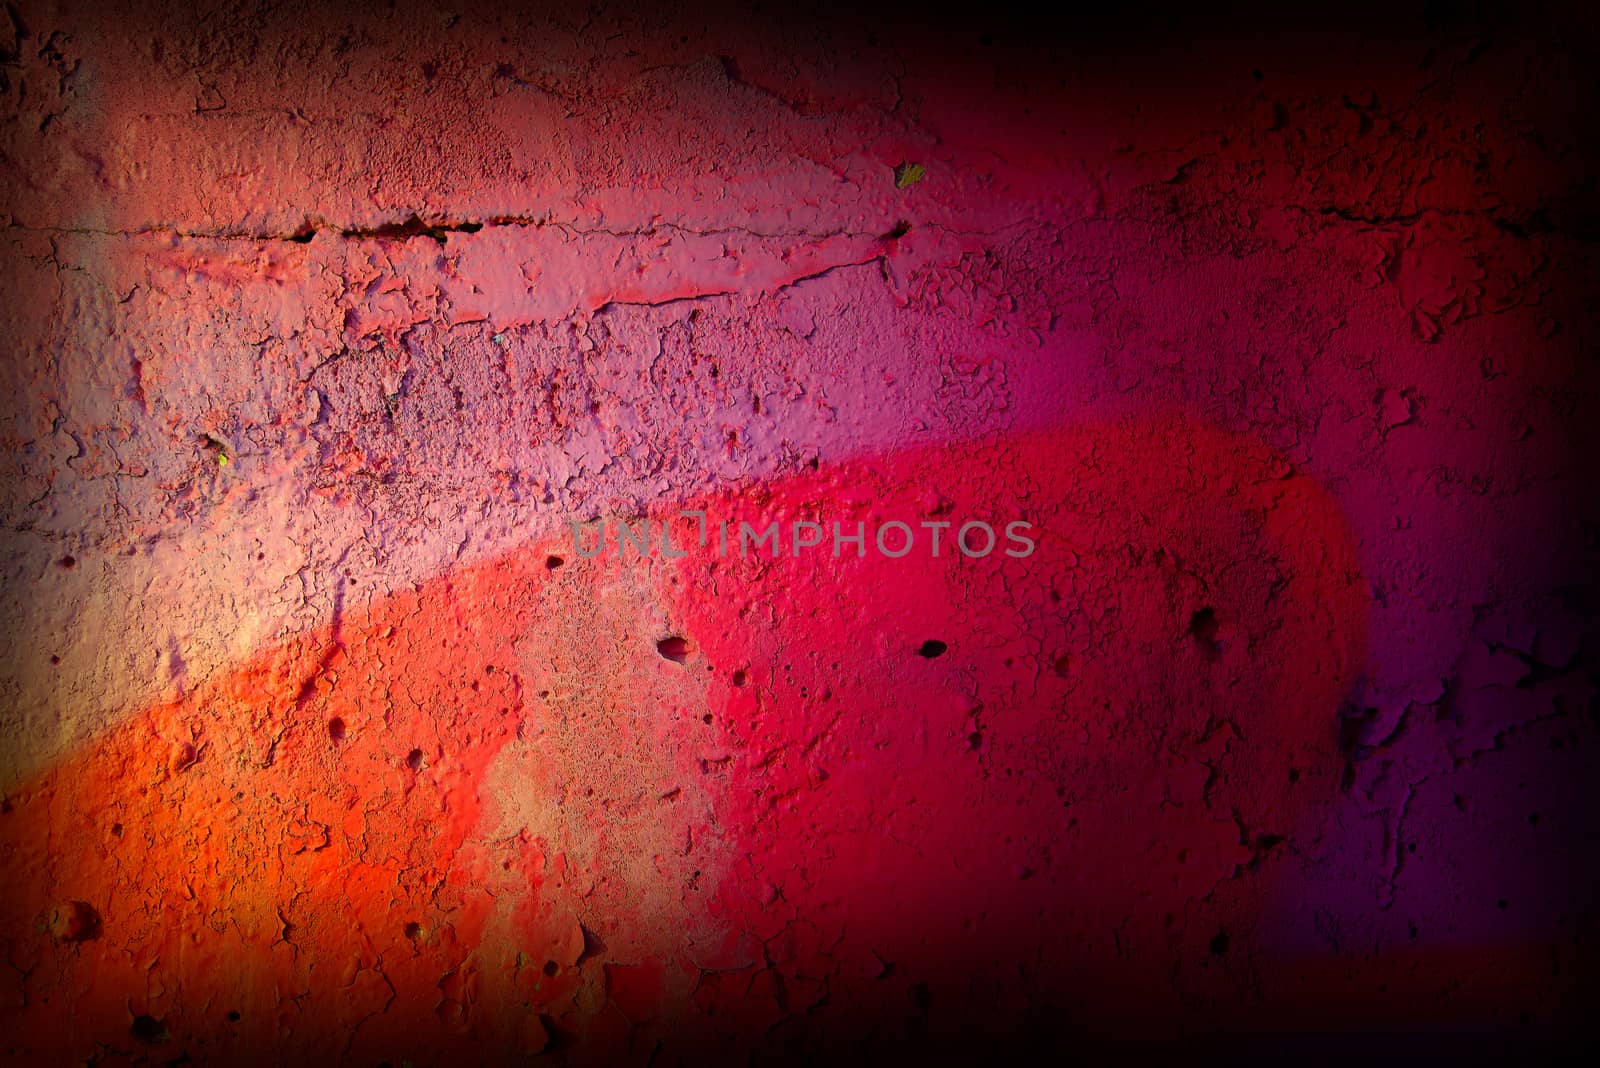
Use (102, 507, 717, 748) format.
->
(49, 897, 103, 940)
(1189, 607, 1221, 659)
(406, 748, 424, 770)
(58, 555, 76, 569)
(731, 669, 747, 687)
(657, 636, 691, 663)
(543, 960, 559, 977)
(546, 555, 564, 570)
(917, 640, 948, 659)
(50, 655, 60, 665)
(703, 713, 714, 725)
(327, 717, 346, 743)
(227, 1010, 241, 1022)
(130, 1015, 169, 1043)
(404, 922, 422, 940)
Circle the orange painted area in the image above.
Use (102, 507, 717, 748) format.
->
(3, 418, 1379, 1060)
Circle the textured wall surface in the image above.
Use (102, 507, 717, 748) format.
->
(2, 1, 1597, 1062)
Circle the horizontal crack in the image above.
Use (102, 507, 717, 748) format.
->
(1, 211, 1044, 251)
(591, 250, 889, 313)
(2, 213, 911, 246)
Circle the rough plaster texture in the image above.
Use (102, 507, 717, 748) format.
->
(1, 1, 1597, 1062)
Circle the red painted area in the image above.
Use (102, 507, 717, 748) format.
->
(1, 419, 1374, 1060)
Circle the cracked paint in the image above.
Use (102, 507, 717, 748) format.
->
(1, 1, 1597, 1062)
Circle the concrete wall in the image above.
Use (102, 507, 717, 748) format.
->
(2, 1, 1596, 1060)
